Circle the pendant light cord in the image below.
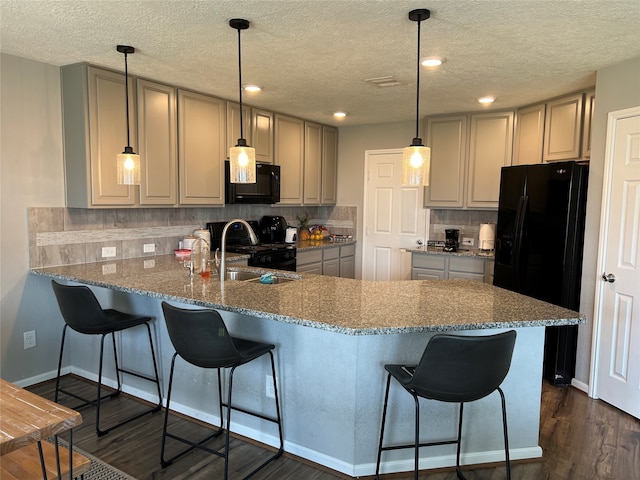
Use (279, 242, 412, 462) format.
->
(414, 18, 421, 140)
(124, 51, 132, 149)
(237, 27, 245, 141)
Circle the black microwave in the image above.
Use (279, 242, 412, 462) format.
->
(225, 161, 281, 204)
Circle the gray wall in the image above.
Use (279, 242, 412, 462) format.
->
(1, 54, 67, 382)
(575, 56, 640, 385)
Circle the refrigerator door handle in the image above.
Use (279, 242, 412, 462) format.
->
(513, 195, 528, 290)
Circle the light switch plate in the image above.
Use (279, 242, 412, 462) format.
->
(102, 246, 116, 258)
(143, 243, 155, 253)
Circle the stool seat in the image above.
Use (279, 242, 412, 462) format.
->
(51, 280, 162, 437)
(376, 330, 516, 480)
(160, 302, 284, 480)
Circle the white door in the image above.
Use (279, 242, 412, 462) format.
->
(362, 149, 427, 281)
(591, 107, 640, 418)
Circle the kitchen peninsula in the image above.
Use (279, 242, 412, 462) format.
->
(30, 255, 583, 477)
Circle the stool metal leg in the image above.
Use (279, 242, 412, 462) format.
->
(375, 373, 392, 480)
(498, 387, 511, 480)
(455, 402, 466, 480)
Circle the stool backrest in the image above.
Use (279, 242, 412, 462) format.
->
(161, 302, 241, 368)
(411, 330, 517, 402)
(51, 280, 110, 334)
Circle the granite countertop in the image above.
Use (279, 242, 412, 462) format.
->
(408, 245, 495, 259)
(295, 239, 356, 251)
(30, 254, 584, 335)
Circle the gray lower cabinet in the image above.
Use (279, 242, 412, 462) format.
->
(296, 249, 323, 274)
(411, 253, 493, 283)
(297, 244, 356, 278)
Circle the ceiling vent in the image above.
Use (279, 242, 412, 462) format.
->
(364, 76, 402, 88)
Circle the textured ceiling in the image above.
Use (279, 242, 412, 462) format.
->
(1, 0, 639, 126)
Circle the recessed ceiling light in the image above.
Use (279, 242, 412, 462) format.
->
(478, 96, 495, 104)
(421, 57, 445, 67)
(243, 85, 262, 93)
(333, 111, 347, 119)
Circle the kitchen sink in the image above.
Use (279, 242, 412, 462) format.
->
(225, 270, 262, 281)
(224, 269, 301, 284)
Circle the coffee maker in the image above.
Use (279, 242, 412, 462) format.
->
(443, 229, 460, 252)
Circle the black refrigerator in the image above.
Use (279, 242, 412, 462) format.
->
(493, 161, 589, 385)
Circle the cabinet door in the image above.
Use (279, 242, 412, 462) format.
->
(304, 122, 322, 204)
(178, 90, 225, 205)
(412, 268, 446, 280)
(424, 116, 467, 208)
(137, 79, 177, 205)
(543, 92, 584, 162)
(252, 108, 273, 163)
(582, 89, 595, 159)
(323, 258, 340, 277)
(85, 67, 137, 206)
(513, 103, 545, 166)
(226, 101, 252, 159)
(339, 256, 355, 278)
(321, 126, 338, 205)
(467, 111, 514, 208)
(275, 114, 305, 204)
(297, 262, 323, 274)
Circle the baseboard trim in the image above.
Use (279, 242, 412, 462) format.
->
(571, 378, 589, 394)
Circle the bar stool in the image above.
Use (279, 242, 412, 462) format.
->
(51, 279, 162, 436)
(160, 302, 284, 480)
(375, 330, 517, 480)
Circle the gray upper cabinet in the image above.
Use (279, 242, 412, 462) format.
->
(274, 114, 305, 205)
(321, 126, 338, 205)
(467, 111, 514, 208)
(178, 90, 225, 205)
(424, 115, 467, 208)
(513, 103, 545, 166)
(62, 64, 137, 207)
(582, 89, 595, 159)
(543, 92, 584, 162)
(304, 121, 322, 205)
(425, 112, 512, 209)
(252, 108, 274, 163)
(137, 79, 177, 205)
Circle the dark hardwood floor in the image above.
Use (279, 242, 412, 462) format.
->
(28, 376, 639, 480)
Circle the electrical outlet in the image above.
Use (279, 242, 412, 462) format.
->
(143, 243, 155, 253)
(462, 237, 474, 246)
(101, 246, 116, 258)
(102, 263, 117, 275)
(24, 330, 36, 349)
(266, 375, 275, 399)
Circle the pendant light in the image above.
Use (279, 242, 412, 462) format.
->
(116, 45, 141, 185)
(229, 18, 256, 184)
(401, 9, 431, 186)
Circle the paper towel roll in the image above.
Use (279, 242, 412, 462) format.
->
(193, 228, 211, 247)
(479, 223, 496, 250)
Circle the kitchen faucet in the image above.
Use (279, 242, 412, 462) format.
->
(220, 219, 259, 283)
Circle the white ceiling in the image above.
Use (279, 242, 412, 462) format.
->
(1, 0, 639, 127)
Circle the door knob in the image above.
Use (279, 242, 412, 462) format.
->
(601, 273, 616, 283)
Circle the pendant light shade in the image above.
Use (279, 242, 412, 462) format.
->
(116, 45, 140, 185)
(402, 9, 431, 187)
(229, 18, 256, 184)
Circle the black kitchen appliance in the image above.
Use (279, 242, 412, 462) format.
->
(493, 161, 588, 385)
(207, 220, 296, 271)
(443, 229, 460, 252)
(258, 215, 288, 244)
(225, 161, 280, 204)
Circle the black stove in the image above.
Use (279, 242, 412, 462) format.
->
(206, 221, 296, 271)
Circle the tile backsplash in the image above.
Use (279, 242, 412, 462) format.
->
(28, 205, 357, 268)
(429, 209, 498, 248)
